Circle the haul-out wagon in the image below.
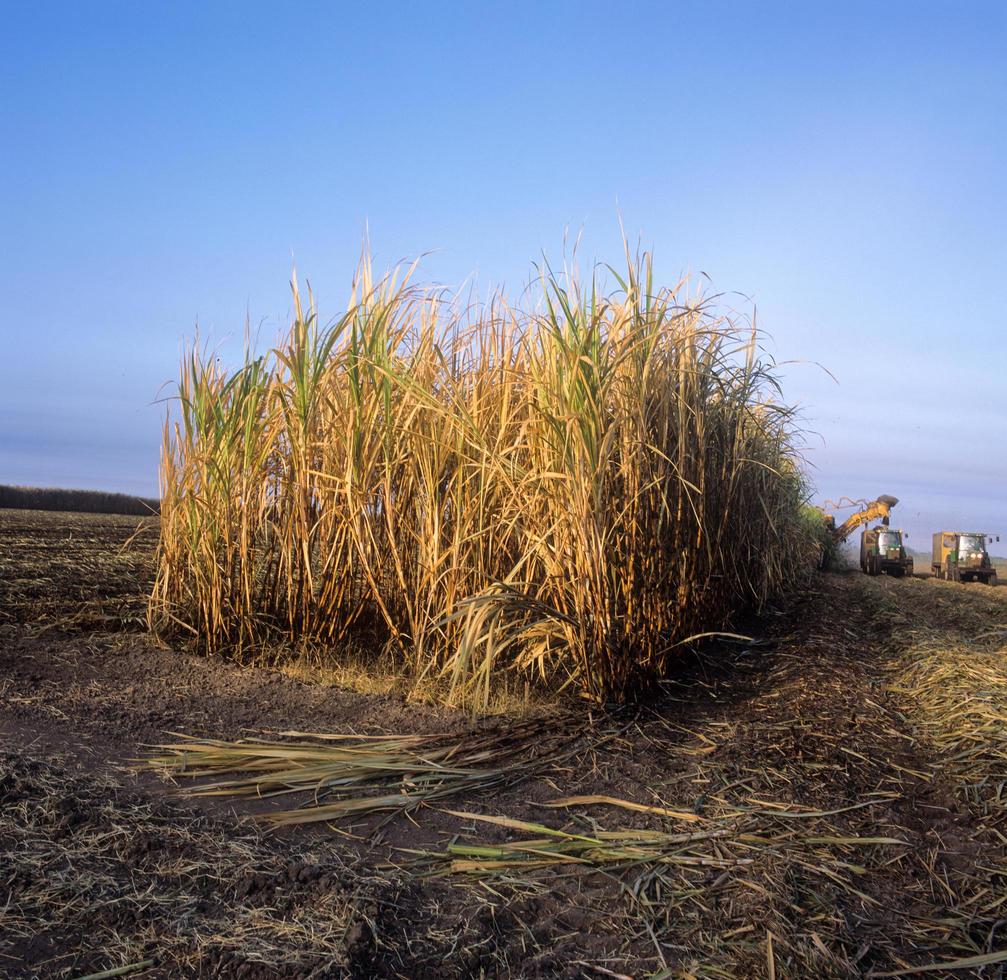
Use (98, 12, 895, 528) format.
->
(932, 531, 999, 584)
(860, 526, 913, 577)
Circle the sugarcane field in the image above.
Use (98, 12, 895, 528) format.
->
(3, 492, 1007, 978)
(1, 254, 1006, 979)
(3, 5, 1005, 979)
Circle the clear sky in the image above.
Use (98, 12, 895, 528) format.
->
(1, 1, 1004, 543)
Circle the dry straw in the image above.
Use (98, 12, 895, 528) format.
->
(149, 245, 817, 706)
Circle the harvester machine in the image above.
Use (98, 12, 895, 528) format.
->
(830, 494, 899, 543)
(818, 495, 907, 575)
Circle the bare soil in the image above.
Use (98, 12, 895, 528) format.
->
(2, 509, 1006, 979)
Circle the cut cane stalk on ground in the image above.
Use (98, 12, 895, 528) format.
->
(147, 713, 621, 824)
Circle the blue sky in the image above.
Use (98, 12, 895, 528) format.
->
(1, 1, 1004, 542)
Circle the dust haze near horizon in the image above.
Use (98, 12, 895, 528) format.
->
(1, 2, 1004, 544)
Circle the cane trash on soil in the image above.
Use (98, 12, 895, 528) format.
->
(147, 712, 615, 825)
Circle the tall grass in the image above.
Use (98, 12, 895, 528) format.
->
(149, 247, 816, 706)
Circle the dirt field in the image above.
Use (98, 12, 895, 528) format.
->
(2, 509, 1007, 979)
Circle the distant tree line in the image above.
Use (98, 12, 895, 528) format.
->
(0, 484, 160, 516)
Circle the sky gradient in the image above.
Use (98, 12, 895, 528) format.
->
(1, 1, 1004, 543)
